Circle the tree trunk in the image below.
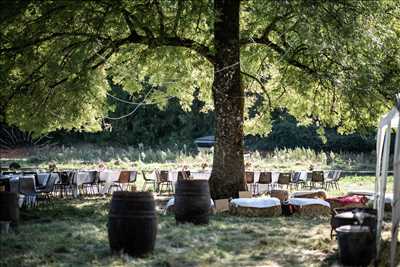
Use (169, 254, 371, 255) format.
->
(209, 0, 246, 199)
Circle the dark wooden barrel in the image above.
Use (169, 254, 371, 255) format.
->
(175, 180, 210, 225)
(0, 192, 19, 228)
(331, 208, 377, 238)
(108, 192, 157, 257)
(336, 225, 376, 266)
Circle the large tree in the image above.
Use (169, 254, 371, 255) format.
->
(1, 0, 399, 198)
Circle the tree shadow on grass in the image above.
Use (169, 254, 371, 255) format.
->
(20, 197, 110, 223)
(154, 214, 336, 267)
(3, 199, 340, 267)
(1, 197, 114, 266)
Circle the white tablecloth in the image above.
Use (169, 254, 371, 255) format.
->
(231, 197, 281, 208)
(75, 172, 92, 186)
(60, 171, 89, 197)
(167, 170, 211, 182)
(99, 170, 121, 194)
(287, 198, 331, 208)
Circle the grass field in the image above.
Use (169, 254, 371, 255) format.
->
(0, 197, 394, 267)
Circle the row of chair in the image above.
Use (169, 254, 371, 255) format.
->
(57, 169, 182, 196)
(55, 170, 137, 197)
(245, 170, 342, 195)
(1, 170, 139, 206)
(142, 170, 191, 195)
(12, 173, 59, 207)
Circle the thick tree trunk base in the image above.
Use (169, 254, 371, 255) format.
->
(209, 0, 245, 199)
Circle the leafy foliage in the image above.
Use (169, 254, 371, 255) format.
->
(54, 80, 215, 147)
(1, 0, 399, 136)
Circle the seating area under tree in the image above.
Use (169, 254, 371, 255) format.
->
(0, 160, 395, 266)
(0, 165, 344, 207)
(1, 0, 400, 266)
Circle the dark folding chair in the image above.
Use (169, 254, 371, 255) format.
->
(277, 172, 292, 190)
(156, 170, 173, 195)
(142, 170, 156, 192)
(256, 172, 272, 194)
(36, 173, 58, 203)
(54, 171, 74, 198)
(325, 170, 342, 190)
(310, 171, 325, 189)
(291, 171, 305, 190)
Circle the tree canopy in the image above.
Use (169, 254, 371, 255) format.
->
(1, 0, 399, 135)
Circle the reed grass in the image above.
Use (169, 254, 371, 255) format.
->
(1, 145, 377, 172)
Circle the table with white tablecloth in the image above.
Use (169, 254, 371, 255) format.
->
(69, 171, 92, 197)
(99, 170, 121, 194)
(74, 172, 92, 186)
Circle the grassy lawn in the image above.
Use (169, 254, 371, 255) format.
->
(331, 175, 393, 196)
(0, 195, 394, 267)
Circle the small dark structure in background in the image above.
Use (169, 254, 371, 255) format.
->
(194, 136, 215, 149)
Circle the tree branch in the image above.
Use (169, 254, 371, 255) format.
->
(122, 9, 140, 39)
(173, 0, 184, 35)
(121, 33, 214, 64)
(154, 0, 165, 37)
(0, 32, 111, 54)
(240, 70, 272, 110)
(241, 37, 316, 75)
(124, 10, 154, 39)
(120, 7, 214, 63)
(261, 12, 293, 40)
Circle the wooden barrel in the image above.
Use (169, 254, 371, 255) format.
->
(108, 192, 157, 257)
(175, 180, 210, 225)
(336, 225, 376, 266)
(0, 192, 19, 227)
